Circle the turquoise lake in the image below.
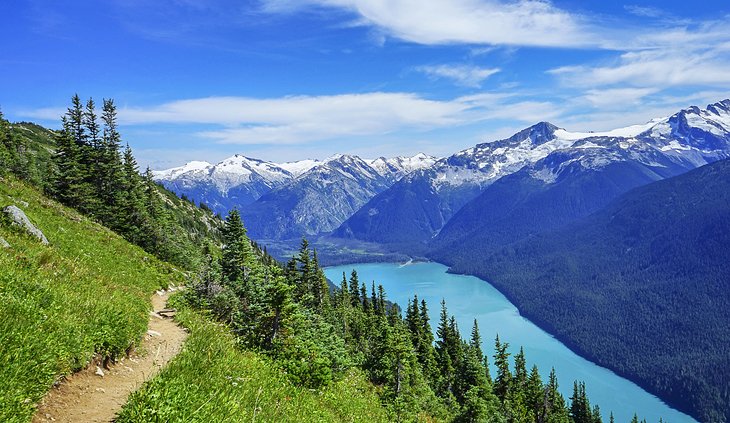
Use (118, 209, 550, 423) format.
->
(324, 261, 696, 423)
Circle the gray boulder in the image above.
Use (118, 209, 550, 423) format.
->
(0, 236, 9, 248)
(2, 205, 49, 245)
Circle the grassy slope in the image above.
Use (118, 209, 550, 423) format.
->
(0, 176, 390, 422)
(117, 300, 390, 423)
(0, 176, 180, 422)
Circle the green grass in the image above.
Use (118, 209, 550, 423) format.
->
(0, 176, 181, 422)
(117, 300, 389, 423)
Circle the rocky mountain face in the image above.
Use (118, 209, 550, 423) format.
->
(154, 152, 437, 238)
(335, 100, 730, 250)
(452, 158, 730, 423)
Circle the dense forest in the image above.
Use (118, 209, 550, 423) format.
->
(184, 209, 617, 422)
(1, 97, 220, 268)
(1, 97, 659, 422)
(446, 160, 730, 422)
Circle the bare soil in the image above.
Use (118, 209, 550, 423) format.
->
(32, 289, 188, 423)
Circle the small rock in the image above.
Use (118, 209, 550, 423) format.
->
(158, 309, 177, 318)
(0, 237, 9, 248)
(95, 388, 106, 393)
(18, 200, 29, 208)
(2, 205, 49, 245)
(95, 366, 104, 377)
(147, 329, 162, 337)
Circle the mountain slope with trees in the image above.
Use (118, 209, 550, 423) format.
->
(1, 100, 624, 422)
(452, 159, 730, 422)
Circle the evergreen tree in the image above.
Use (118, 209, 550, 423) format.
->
(295, 238, 313, 305)
(436, 300, 456, 404)
(53, 117, 84, 207)
(84, 98, 100, 150)
(417, 298, 437, 386)
(118, 143, 147, 244)
(338, 272, 349, 308)
(68, 94, 85, 146)
(98, 98, 124, 226)
(493, 335, 512, 403)
(221, 209, 247, 283)
(592, 404, 602, 423)
(570, 381, 592, 423)
(545, 368, 570, 423)
(349, 270, 361, 308)
(526, 365, 544, 422)
(470, 319, 484, 364)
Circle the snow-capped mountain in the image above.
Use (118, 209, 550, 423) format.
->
(240, 154, 391, 239)
(335, 100, 730, 248)
(153, 155, 298, 214)
(154, 152, 437, 221)
(366, 153, 439, 183)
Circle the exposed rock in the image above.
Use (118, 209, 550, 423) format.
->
(146, 330, 162, 337)
(157, 309, 177, 318)
(2, 205, 49, 245)
(0, 236, 9, 248)
(18, 200, 29, 208)
(94, 366, 104, 377)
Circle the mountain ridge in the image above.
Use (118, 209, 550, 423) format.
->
(154, 152, 437, 217)
(334, 99, 730, 249)
(447, 158, 730, 422)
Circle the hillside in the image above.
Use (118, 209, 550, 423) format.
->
(1, 107, 398, 422)
(451, 159, 730, 422)
(335, 101, 730, 252)
(429, 143, 690, 263)
(1, 106, 670, 422)
(0, 176, 179, 422)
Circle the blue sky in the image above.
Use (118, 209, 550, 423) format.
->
(1, 0, 730, 169)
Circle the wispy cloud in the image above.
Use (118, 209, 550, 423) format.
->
(581, 87, 658, 108)
(19, 92, 559, 145)
(549, 46, 730, 88)
(416, 64, 500, 87)
(623, 5, 666, 19)
(262, 0, 604, 48)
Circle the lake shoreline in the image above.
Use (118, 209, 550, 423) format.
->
(442, 265, 700, 423)
(325, 261, 697, 423)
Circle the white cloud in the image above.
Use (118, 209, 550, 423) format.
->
(416, 64, 500, 87)
(550, 48, 730, 89)
(623, 5, 666, 19)
(118, 93, 469, 144)
(16, 92, 549, 145)
(581, 87, 658, 108)
(263, 0, 602, 48)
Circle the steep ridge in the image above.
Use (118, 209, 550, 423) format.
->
(453, 159, 730, 422)
(154, 153, 437, 232)
(334, 122, 588, 247)
(431, 100, 730, 261)
(335, 100, 730, 252)
(153, 155, 302, 215)
(239, 155, 393, 239)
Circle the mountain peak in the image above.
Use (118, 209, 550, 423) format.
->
(522, 121, 560, 143)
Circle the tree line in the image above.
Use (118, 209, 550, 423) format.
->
(1, 95, 220, 268)
(1, 99, 658, 422)
(187, 209, 653, 422)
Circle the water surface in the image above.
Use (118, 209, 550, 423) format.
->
(324, 261, 695, 423)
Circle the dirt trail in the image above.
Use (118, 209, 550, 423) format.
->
(33, 289, 188, 423)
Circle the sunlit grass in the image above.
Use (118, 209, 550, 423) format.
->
(117, 300, 389, 423)
(0, 177, 179, 422)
